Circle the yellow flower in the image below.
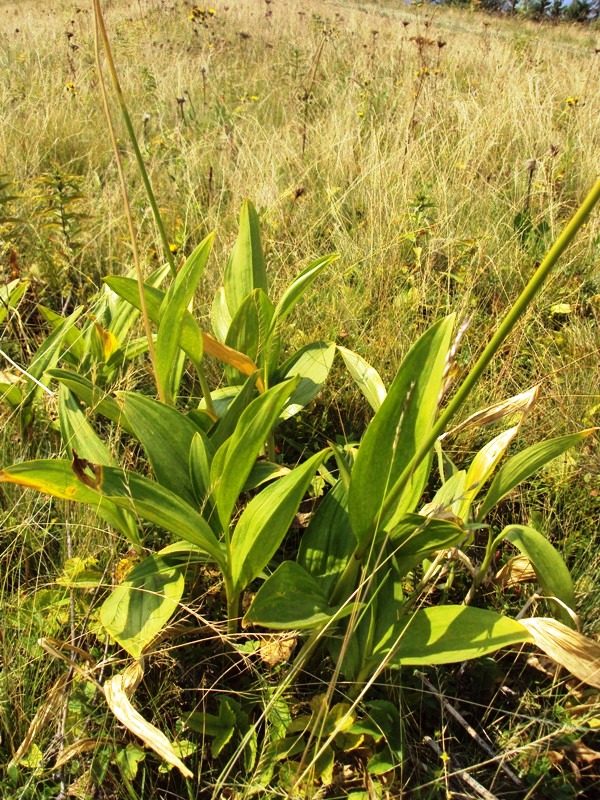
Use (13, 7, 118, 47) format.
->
(169, 243, 179, 254)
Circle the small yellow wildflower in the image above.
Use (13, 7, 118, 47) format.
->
(169, 243, 179, 255)
(65, 82, 77, 96)
(565, 96, 579, 107)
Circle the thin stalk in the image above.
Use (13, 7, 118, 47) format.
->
(93, 1, 164, 403)
(94, 0, 216, 412)
(93, 0, 176, 277)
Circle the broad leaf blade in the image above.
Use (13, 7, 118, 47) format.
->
(223, 199, 268, 318)
(477, 429, 597, 520)
(384, 606, 532, 666)
(98, 466, 225, 565)
(156, 233, 213, 401)
(48, 368, 133, 433)
(100, 553, 185, 658)
(277, 342, 336, 421)
(0, 460, 140, 546)
(230, 449, 328, 594)
(298, 479, 356, 599)
(244, 561, 351, 630)
(502, 524, 575, 625)
(120, 392, 200, 507)
(349, 315, 455, 548)
(455, 425, 519, 522)
(211, 378, 299, 530)
(337, 346, 387, 412)
(58, 384, 117, 465)
(224, 289, 274, 383)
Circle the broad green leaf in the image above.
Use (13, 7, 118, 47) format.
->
(349, 316, 455, 548)
(242, 460, 289, 492)
(107, 335, 151, 369)
(244, 561, 352, 630)
(189, 431, 215, 511)
(389, 514, 465, 579)
(455, 425, 519, 521)
(211, 378, 299, 530)
(37, 304, 86, 363)
(422, 469, 467, 522)
(277, 341, 336, 420)
(501, 525, 575, 626)
(269, 254, 338, 336)
(230, 450, 328, 594)
(120, 392, 200, 507)
(100, 553, 185, 658)
(224, 289, 274, 382)
(156, 233, 213, 402)
(208, 374, 259, 450)
(337, 346, 387, 412)
(0, 380, 22, 409)
(58, 384, 116, 465)
(0, 279, 28, 325)
(48, 368, 133, 433)
(476, 429, 597, 521)
(298, 479, 356, 598)
(383, 606, 532, 666)
(97, 466, 225, 566)
(0, 460, 140, 546)
(103, 262, 169, 345)
(211, 286, 232, 343)
(224, 200, 268, 318)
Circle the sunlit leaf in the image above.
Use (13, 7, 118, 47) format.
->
(349, 315, 455, 548)
(100, 553, 185, 658)
(244, 561, 353, 630)
(156, 233, 213, 402)
(223, 199, 268, 318)
(501, 524, 575, 625)
(477, 429, 597, 520)
(383, 606, 532, 666)
(337, 346, 387, 412)
(230, 450, 328, 594)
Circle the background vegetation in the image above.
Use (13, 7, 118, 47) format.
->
(1, 1, 599, 798)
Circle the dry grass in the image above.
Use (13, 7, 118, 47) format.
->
(1, 1, 599, 797)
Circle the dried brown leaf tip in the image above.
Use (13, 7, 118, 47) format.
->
(494, 555, 538, 588)
(520, 617, 600, 689)
(259, 634, 298, 667)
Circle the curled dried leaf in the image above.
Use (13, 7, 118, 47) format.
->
(441, 385, 540, 440)
(494, 555, 538, 588)
(259, 634, 298, 667)
(104, 662, 193, 778)
(520, 617, 600, 689)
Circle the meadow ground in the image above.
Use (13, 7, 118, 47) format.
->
(0, 1, 599, 798)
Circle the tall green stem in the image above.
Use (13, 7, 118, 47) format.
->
(93, 0, 176, 278)
(94, 0, 216, 411)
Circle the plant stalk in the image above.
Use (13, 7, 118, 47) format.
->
(93, 0, 176, 277)
(93, 0, 164, 402)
